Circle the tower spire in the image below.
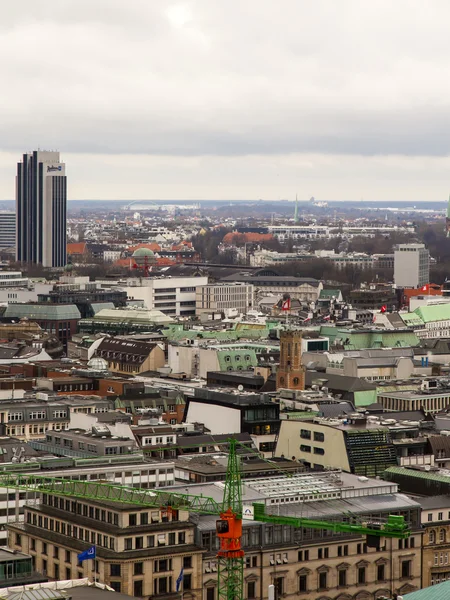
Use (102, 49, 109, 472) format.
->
(294, 193, 299, 223)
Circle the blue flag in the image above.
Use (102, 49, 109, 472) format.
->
(176, 567, 184, 592)
(78, 546, 96, 562)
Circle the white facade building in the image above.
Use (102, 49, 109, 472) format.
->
(394, 243, 430, 288)
(0, 212, 16, 248)
(195, 282, 254, 316)
(126, 276, 208, 317)
(0, 458, 174, 544)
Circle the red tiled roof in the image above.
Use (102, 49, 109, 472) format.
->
(67, 242, 87, 255)
(128, 242, 161, 253)
(222, 232, 274, 244)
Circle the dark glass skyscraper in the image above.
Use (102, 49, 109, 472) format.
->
(16, 150, 67, 267)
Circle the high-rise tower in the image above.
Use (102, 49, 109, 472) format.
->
(446, 194, 450, 238)
(16, 151, 67, 267)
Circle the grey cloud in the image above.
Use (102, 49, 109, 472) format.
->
(2, 0, 450, 159)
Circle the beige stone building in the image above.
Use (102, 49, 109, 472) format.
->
(7, 471, 422, 600)
(419, 495, 450, 587)
(95, 337, 165, 376)
(8, 494, 203, 598)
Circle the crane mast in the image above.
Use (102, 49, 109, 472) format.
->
(216, 438, 244, 600)
(2, 439, 410, 600)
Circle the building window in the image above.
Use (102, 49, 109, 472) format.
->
(184, 574, 192, 590)
(129, 514, 137, 526)
(299, 574, 308, 592)
(401, 560, 412, 579)
(125, 538, 133, 550)
(298, 550, 309, 562)
(206, 587, 215, 600)
(338, 569, 347, 587)
(358, 567, 366, 584)
(110, 582, 121, 593)
(377, 564, 386, 582)
(30, 411, 46, 420)
(439, 512, 444, 520)
(300, 429, 311, 440)
(154, 559, 172, 573)
(273, 577, 283, 598)
(318, 572, 327, 590)
(134, 581, 143, 597)
(440, 529, 447, 543)
(313, 431, 325, 442)
(110, 564, 121, 577)
(430, 530, 436, 544)
(247, 581, 256, 599)
(183, 556, 192, 569)
(134, 562, 144, 576)
(154, 577, 171, 595)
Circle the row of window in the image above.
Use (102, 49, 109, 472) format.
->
(300, 445, 325, 455)
(8, 423, 67, 436)
(28, 508, 187, 551)
(300, 429, 325, 442)
(429, 529, 448, 544)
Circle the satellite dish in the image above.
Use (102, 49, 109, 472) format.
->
(238, 385, 244, 391)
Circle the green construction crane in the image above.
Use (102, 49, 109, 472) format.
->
(1, 439, 410, 600)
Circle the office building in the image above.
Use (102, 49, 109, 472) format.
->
(394, 243, 430, 289)
(7, 470, 422, 598)
(8, 493, 203, 597)
(0, 211, 16, 248)
(195, 282, 254, 316)
(125, 275, 208, 317)
(16, 150, 67, 267)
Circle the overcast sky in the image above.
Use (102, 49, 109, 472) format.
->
(1, 0, 450, 201)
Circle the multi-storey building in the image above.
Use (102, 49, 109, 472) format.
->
(0, 395, 112, 441)
(195, 282, 254, 316)
(125, 275, 209, 317)
(419, 496, 450, 587)
(394, 243, 430, 289)
(0, 453, 175, 544)
(8, 493, 203, 598)
(7, 470, 421, 599)
(95, 337, 165, 376)
(0, 211, 16, 248)
(276, 414, 398, 477)
(16, 150, 67, 267)
(198, 470, 422, 600)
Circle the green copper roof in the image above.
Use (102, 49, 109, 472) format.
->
(217, 349, 258, 371)
(414, 303, 450, 323)
(319, 325, 419, 349)
(319, 289, 341, 299)
(405, 579, 450, 600)
(4, 304, 81, 320)
(401, 313, 425, 327)
(384, 466, 450, 484)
